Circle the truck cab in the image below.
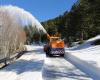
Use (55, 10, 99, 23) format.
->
(44, 35, 65, 57)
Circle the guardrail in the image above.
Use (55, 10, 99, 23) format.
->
(0, 51, 27, 69)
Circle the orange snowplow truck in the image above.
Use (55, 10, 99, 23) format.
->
(44, 34, 65, 57)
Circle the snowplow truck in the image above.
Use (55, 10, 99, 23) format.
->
(44, 34, 65, 57)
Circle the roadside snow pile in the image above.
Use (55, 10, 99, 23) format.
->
(66, 35, 100, 67)
(86, 35, 100, 42)
(70, 35, 100, 50)
(65, 35, 100, 80)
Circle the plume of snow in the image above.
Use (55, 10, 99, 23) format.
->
(0, 5, 47, 59)
(0, 5, 47, 33)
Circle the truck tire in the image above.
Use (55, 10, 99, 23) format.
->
(60, 54, 64, 57)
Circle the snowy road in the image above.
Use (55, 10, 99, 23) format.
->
(0, 45, 45, 80)
(43, 57, 92, 80)
(0, 45, 93, 80)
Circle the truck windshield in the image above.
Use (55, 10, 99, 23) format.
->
(50, 38, 60, 42)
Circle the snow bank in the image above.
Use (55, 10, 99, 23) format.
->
(86, 35, 100, 42)
(65, 53, 100, 80)
(70, 35, 100, 50)
(65, 35, 100, 80)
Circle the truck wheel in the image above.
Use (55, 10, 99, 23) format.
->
(46, 48, 50, 57)
(49, 53, 53, 57)
(61, 54, 64, 57)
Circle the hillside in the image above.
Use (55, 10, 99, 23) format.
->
(42, 0, 100, 44)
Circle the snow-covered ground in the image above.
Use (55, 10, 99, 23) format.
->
(0, 45, 45, 80)
(0, 44, 93, 80)
(43, 57, 92, 80)
(65, 35, 100, 80)
(0, 35, 99, 80)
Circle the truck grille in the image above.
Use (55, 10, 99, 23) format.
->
(50, 48, 65, 54)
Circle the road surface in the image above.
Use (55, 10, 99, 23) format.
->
(43, 57, 92, 80)
(0, 45, 92, 80)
